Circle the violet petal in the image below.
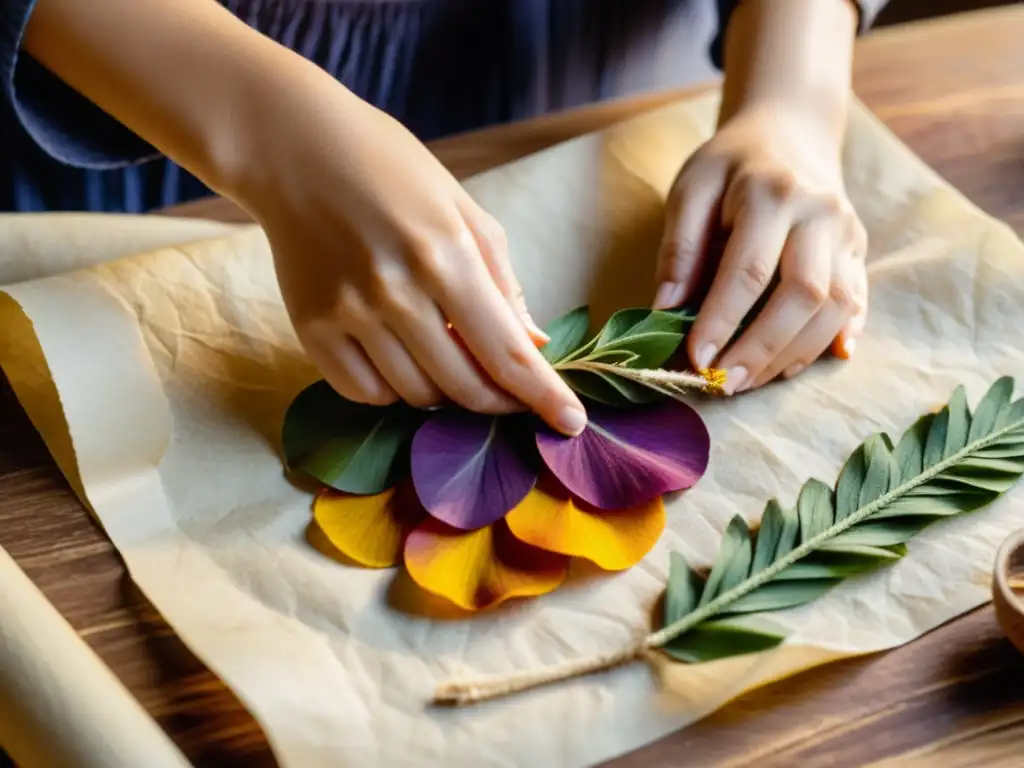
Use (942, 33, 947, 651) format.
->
(536, 400, 710, 509)
(411, 411, 539, 530)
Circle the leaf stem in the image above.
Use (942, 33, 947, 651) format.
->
(555, 361, 726, 397)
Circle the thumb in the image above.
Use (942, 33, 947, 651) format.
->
(460, 202, 550, 347)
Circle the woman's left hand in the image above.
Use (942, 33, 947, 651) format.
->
(653, 102, 868, 394)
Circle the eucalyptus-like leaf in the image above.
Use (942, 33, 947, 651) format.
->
(561, 307, 691, 369)
(540, 306, 591, 364)
(282, 380, 421, 495)
(654, 378, 1024, 663)
(560, 369, 663, 407)
(551, 307, 704, 407)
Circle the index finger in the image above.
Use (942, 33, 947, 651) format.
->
(687, 197, 791, 379)
(433, 254, 588, 436)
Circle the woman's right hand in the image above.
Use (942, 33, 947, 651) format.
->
(235, 77, 588, 436)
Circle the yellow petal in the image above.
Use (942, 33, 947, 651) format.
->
(404, 518, 568, 611)
(313, 484, 425, 568)
(505, 477, 666, 571)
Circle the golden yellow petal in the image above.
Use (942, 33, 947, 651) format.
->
(505, 477, 666, 571)
(404, 518, 568, 611)
(313, 484, 425, 568)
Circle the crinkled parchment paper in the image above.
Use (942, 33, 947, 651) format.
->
(1, 94, 1023, 768)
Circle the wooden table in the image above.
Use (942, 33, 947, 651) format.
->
(3, 7, 1024, 767)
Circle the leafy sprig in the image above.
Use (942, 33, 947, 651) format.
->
(657, 377, 1024, 660)
(542, 306, 722, 406)
(434, 378, 1024, 705)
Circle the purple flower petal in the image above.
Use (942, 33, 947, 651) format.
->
(536, 400, 710, 509)
(411, 411, 539, 530)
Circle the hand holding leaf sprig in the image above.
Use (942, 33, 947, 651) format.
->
(655, 0, 868, 394)
(436, 378, 1024, 705)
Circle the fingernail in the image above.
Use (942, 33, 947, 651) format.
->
(723, 366, 748, 395)
(523, 314, 551, 343)
(557, 405, 588, 436)
(653, 282, 686, 310)
(694, 343, 718, 370)
(783, 362, 806, 379)
(832, 333, 857, 360)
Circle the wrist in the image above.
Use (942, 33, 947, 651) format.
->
(718, 0, 856, 137)
(211, 49, 369, 219)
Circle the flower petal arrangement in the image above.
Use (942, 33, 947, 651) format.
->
(282, 306, 719, 612)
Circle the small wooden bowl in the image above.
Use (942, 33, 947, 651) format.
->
(993, 529, 1024, 654)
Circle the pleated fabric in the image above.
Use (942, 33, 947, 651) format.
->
(1, 0, 693, 213)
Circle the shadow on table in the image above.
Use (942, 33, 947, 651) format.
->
(118, 576, 281, 768)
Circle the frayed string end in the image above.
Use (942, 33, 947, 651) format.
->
(432, 641, 650, 707)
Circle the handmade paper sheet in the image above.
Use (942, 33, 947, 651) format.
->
(1, 93, 1022, 767)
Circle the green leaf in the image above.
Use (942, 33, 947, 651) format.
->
(775, 546, 903, 580)
(923, 405, 950, 468)
(834, 446, 866, 520)
(540, 306, 591, 364)
(797, 479, 833, 539)
(594, 308, 659, 347)
(653, 378, 1024, 666)
(561, 370, 662, 407)
(858, 435, 896, 507)
(553, 307, 695, 406)
(699, 516, 753, 605)
(874, 491, 990, 519)
(751, 500, 798, 574)
(664, 551, 702, 623)
(726, 579, 840, 614)
(893, 414, 930, 484)
(944, 385, 971, 457)
(573, 308, 686, 368)
(282, 380, 422, 494)
(661, 617, 785, 663)
(969, 377, 1014, 441)
(829, 519, 929, 546)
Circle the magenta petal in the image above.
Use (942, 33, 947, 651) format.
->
(536, 400, 710, 509)
(411, 411, 539, 530)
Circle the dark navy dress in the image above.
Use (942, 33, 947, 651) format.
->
(0, 0, 882, 214)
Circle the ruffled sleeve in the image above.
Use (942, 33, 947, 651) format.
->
(710, 0, 890, 70)
(1, 0, 156, 169)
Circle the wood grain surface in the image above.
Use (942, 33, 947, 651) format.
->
(4, 7, 1024, 767)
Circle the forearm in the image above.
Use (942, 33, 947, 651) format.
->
(719, 0, 858, 141)
(22, 0, 343, 199)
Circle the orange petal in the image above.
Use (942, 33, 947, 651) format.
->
(505, 476, 666, 571)
(313, 483, 426, 568)
(404, 518, 568, 611)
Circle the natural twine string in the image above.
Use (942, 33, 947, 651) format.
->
(433, 639, 652, 706)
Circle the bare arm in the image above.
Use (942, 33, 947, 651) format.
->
(22, 0, 586, 434)
(719, 0, 859, 145)
(22, 0, 349, 203)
